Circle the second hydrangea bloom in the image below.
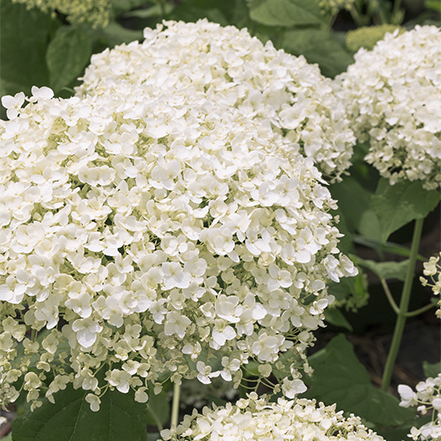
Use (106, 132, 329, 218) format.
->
(336, 25, 441, 190)
(76, 19, 356, 183)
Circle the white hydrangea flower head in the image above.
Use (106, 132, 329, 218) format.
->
(161, 392, 385, 441)
(399, 374, 441, 440)
(420, 253, 441, 318)
(76, 19, 356, 182)
(335, 25, 441, 190)
(0, 85, 356, 411)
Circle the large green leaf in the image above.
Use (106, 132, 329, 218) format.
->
(46, 26, 92, 94)
(324, 308, 353, 331)
(282, 28, 354, 77)
(169, 5, 229, 25)
(146, 389, 170, 427)
(358, 258, 409, 281)
(0, 0, 52, 97)
(372, 178, 441, 244)
(330, 176, 374, 234)
(423, 360, 441, 378)
(304, 334, 415, 427)
(249, 0, 324, 27)
(12, 385, 148, 441)
(96, 22, 143, 47)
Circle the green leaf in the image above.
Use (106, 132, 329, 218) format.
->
(2, 431, 13, 441)
(358, 209, 382, 242)
(282, 28, 354, 78)
(12, 385, 148, 441)
(124, 3, 174, 18)
(358, 258, 409, 281)
(330, 176, 374, 234)
(97, 22, 143, 47)
(327, 272, 369, 311)
(353, 236, 426, 261)
(249, 0, 324, 27)
(372, 178, 441, 244)
(170, 5, 228, 25)
(46, 27, 92, 94)
(146, 389, 170, 427)
(423, 360, 441, 378)
(304, 334, 415, 427)
(112, 0, 150, 13)
(426, 0, 441, 12)
(0, 0, 52, 97)
(324, 308, 353, 331)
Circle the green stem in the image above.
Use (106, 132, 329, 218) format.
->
(381, 217, 424, 392)
(391, 0, 403, 24)
(380, 278, 400, 315)
(406, 302, 436, 318)
(349, 4, 365, 27)
(171, 382, 181, 430)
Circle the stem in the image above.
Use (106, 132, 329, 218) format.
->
(349, 4, 364, 27)
(171, 382, 181, 430)
(381, 217, 424, 392)
(159, 0, 167, 19)
(391, 0, 403, 24)
(380, 278, 400, 315)
(406, 302, 436, 318)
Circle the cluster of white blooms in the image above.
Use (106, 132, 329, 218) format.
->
(76, 20, 356, 182)
(420, 253, 441, 319)
(335, 26, 441, 190)
(399, 374, 441, 440)
(0, 84, 356, 411)
(161, 392, 385, 441)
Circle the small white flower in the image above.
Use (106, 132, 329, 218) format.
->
(85, 393, 101, 412)
(72, 317, 103, 348)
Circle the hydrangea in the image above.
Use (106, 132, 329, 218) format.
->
(345, 25, 405, 52)
(161, 392, 385, 441)
(420, 253, 441, 319)
(11, 0, 111, 27)
(76, 20, 356, 183)
(0, 85, 356, 411)
(398, 374, 441, 440)
(335, 26, 441, 190)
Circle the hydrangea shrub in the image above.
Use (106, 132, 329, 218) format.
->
(0, 82, 356, 411)
(76, 20, 356, 183)
(335, 25, 441, 190)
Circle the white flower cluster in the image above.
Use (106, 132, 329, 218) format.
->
(161, 392, 384, 441)
(0, 83, 356, 411)
(420, 253, 441, 319)
(399, 374, 441, 440)
(335, 25, 441, 190)
(76, 20, 356, 182)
